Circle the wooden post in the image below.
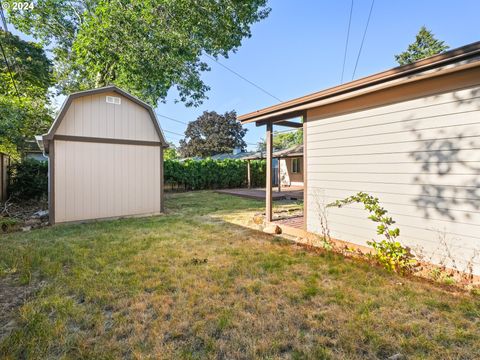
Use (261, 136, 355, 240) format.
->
(266, 122, 273, 222)
(247, 160, 251, 189)
(277, 157, 281, 192)
(302, 113, 307, 230)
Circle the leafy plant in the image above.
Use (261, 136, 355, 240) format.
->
(8, 159, 48, 200)
(164, 158, 265, 191)
(6, 0, 270, 106)
(328, 192, 416, 273)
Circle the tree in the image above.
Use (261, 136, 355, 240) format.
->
(6, 0, 270, 106)
(395, 26, 449, 66)
(257, 129, 303, 152)
(0, 30, 53, 158)
(179, 111, 247, 157)
(164, 142, 179, 160)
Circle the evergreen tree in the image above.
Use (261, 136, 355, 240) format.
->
(395, 26, 449, 66)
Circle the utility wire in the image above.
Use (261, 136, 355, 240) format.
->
(341, 0, 354, 84)
(155, 112, 189, 125)
(204, 53, 282, 102)
(351, 0, 375, 80)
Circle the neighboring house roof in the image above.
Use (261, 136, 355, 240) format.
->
(179, 145, 303, 162)
(242, 145, 304, 160)
(40, 85, 168, 153)
(179, 151, 258, 162)
(238, 41, 480, 124)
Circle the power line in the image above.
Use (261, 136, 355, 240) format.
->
(163, 129, 184, 137)
(352, 0, 375, 80)
(204, 53, 283, 102)
(155, 112, 189, 125)
(341, 0, 354, 84)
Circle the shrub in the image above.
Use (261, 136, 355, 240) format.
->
(8, 159, 48, 200)
(164, 158, 265, 190)
(328, 192, 416, 273)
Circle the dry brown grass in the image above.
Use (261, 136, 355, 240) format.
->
(0, 191, 479, 359)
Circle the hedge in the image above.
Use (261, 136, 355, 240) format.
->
(8, 159, 48, 200)
(164, 158, 266, 190)
(5, 158, 266, 200)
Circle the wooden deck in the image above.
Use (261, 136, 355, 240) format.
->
(274, 215, 304, 229)
(216, 187, 303, 201)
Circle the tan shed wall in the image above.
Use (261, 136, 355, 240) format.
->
(56, 92, 160, 142)
(306, 85, 480, 274)
(54, 140, 161, 223)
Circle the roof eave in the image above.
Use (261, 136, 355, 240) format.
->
(238, 41, 480, 124)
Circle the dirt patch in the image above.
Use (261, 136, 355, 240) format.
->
(0, 274, 46, 341)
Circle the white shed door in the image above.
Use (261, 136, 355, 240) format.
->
(54, 140, 161, 223)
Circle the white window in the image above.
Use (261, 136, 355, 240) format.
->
(292, 158, 301, 173)
(106, 96, 121, 105)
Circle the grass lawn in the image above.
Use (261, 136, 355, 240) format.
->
(0, 191, 479, 359)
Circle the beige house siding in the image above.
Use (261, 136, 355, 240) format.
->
(56, 92, 160, 142)
(280, 158, 304, 186)
(306, 85, 480, 274)
(54, 140, 161, 223)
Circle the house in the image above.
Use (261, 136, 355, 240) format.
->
(243, 145, 304, 188)
(239, 41, 480, 274)
(37, 86, 168, 224)
(181, 146, 304, 189)
(24, 140, 48, 162)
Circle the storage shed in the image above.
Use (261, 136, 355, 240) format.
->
(39, 86, 168, 224)
(239, 41, 480, 275)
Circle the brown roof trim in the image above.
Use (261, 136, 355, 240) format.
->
(239, 41, 480, 124)
(43, 86, 168, 148)
(53, 135, 163, 147)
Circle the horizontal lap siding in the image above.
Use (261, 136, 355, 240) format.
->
(306, 86, 480, 274)
(54, 140, 160, 223)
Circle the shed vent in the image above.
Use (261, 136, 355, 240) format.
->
(106, 96, 121, 105)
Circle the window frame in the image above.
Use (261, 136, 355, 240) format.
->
(292, 158, 301, 173)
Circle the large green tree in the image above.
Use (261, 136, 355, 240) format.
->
(257, 129, 303, 152)
(6, 0, 270, 106)
(395, 26, 449, 66)
(179, 110, 247, 157)
(0, 30, 53, 157)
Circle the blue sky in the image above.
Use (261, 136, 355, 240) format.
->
(11, 0, 480, 150)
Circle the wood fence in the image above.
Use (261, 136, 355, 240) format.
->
(0, 153, 9, 202)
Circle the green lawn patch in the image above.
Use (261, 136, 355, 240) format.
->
(0, 191, 479, 359)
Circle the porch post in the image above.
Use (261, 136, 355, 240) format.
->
(266, 122, 273, 222)
(277, 157, 281, 192)
(247, 160, 251, 189)
(302, 112, 307, 230)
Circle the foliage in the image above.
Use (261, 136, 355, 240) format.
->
(328, 192, 415, 273)
(164, 143, 179, 160)
(257, 129, 303, 152)
(395, 26, 449, 65)
(8, 159, 48, 200)
(165, 158, 265, 190)
(6, 0, 270, 106)
(179, 111, 247, 157)
(0, 30, 53, 158)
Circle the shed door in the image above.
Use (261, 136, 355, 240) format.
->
(54, 140, 161, 223)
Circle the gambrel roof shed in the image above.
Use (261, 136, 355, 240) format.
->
(40, 86, 168, 224)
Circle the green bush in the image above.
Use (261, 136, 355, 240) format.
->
(165, 158, 265, 190)
(8, 159, 48, 200)
(328, 192, 416, 273)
